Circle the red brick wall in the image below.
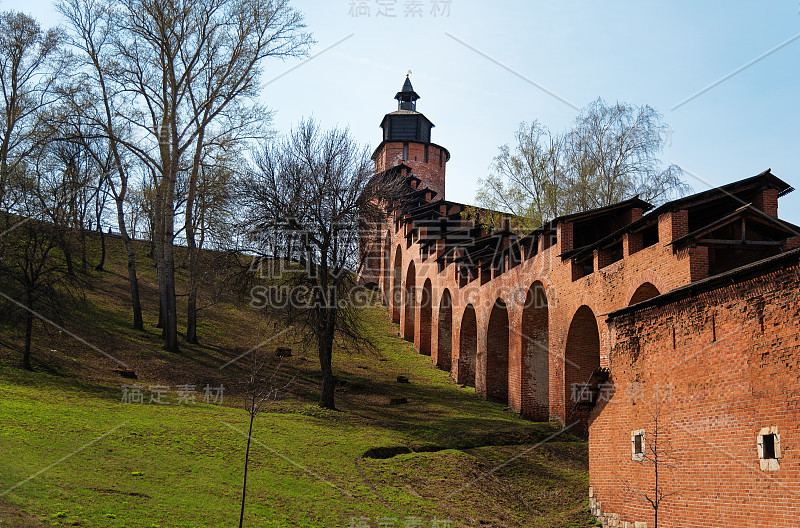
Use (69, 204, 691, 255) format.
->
(623, 232, 643, 257)
(657, 209, 688, 242)
(362, 126, 798, 527)
(381, 203, 706, 425)
(589, 262, 800, 527)
(374, 141, 447, 199)
(369, 147, 792, 442)
(753, 188, 779, 217)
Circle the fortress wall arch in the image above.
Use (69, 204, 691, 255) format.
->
(391, 245, 403, 323)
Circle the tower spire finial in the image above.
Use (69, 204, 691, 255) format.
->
(396, 74, 419, 111)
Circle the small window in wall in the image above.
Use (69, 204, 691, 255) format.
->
(403, 143, 409, 160)
(642, 225, 659, 249)
(757, 426, 781, 471)
(631, 429, 646, 462)
(763, 435, 776, 459)
(457, 266, 468, 288)
(606, 241, 624, 266)
(542, 232, 556, 250)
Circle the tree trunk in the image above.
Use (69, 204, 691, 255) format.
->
(154, 110, 181, 352)
(64, 244, 74, 276)
(152, 164, 178, 351)
(156, 246, 168, 339)
(161, 218, 179, 352)
(184, 128, 205, 345)
(317, 311, 336, 409)
(154, 192, 166, 333)
(95, 226, 106, 271)
(110, 182, 145, 330)
(157, 289, 165, 331)
(185, 197, 199, 344)
(80, 226, 88, 272)
(318, 340, 335, 409)
(186, 274, 198, 344)
(94, 25, 142, 330)
(22, 311, 33, 371)
(124, 237, 144, 331)
(159, 170, 179, 352)
(238, 410, 255, 528)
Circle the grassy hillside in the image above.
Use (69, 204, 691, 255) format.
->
(0, 232, 595, 527)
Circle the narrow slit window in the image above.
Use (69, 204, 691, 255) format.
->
(631, 429, 645, 461)
(762, 434, 776, 460)
(757, 427, 781, 471)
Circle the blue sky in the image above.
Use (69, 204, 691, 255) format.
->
(17, 0, 800, 226)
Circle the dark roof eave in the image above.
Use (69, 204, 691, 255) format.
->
(371, 163, 412, 180)
(646, 169, 792, 218)
(404, 199, 464, 219)
(669, 204, 800, 249)
(569, 171, 796, 260)
(549, 196, 654, 226)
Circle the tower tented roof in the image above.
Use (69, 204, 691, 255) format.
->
(395, 76, 420, 101)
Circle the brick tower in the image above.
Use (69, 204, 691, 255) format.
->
(372, 75, 450, 200)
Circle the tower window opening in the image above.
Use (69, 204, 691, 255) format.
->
(762, 434, 776, 460)
(757, 426, 781, 471)
(631, 429, 645, 461)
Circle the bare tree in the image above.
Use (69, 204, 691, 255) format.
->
(59, 0, 312, 350)
(473, 99, 691, 230)
(0, 149, 83, 370)
(43, 139, 98, 275)
(57, 0, 152, 329)
(126, 176, 157, 245)
(90, 147, 112, 271)
(186, 159, 242, 342)
(567, 99, 689, 208)
(0, 220, 70, 370)
(0, 11, 62, 209)
(242, 119, 407, 409)
(468, 120, 565, 230)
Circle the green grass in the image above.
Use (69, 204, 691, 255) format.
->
(0, 358, 593, 527)
(0, 232, 594, 527)
(0, 362, 592, 528)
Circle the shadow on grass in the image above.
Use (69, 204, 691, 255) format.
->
(0, 363, 122, 401)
